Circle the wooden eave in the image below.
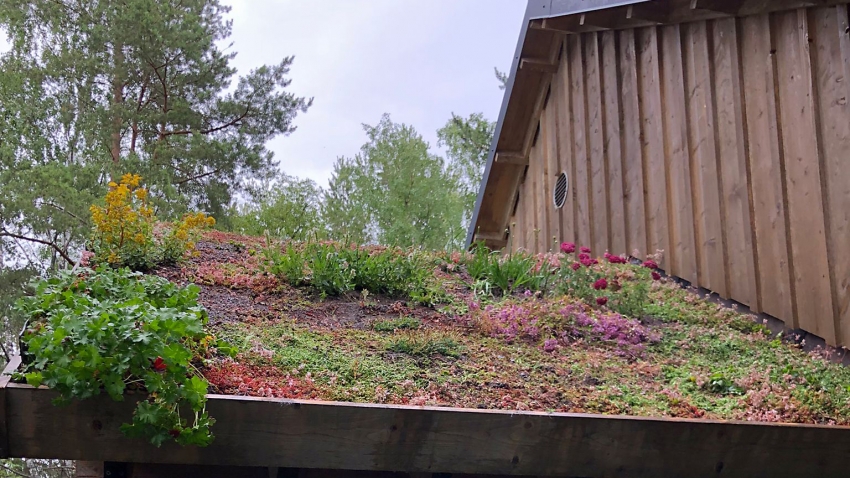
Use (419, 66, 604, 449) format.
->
(3, 357, 850, 477)
(466, 0, 850, 249)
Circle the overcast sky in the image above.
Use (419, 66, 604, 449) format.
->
(226, 0, 525, 187)
(0, 1, 526, 188)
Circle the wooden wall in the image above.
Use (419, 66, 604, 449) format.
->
(507, 5, 850, 348)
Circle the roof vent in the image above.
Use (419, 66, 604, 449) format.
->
(553, 172, 568, 209)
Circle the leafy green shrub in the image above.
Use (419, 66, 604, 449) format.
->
(385, 330, 462, 358)
(14, 267, 232, 447)
(263, 241, 441, 303)
(703, 372, 745, 396)
(373, 316, 421, 332)
(465, 243, 549, 296)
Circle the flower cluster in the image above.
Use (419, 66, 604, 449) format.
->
(89, 174, 215, 270)
(561, 304, 660, 358)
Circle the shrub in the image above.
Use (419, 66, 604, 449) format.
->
(373, 316, 421, 332)
(465, 243, 549, 296)
(385, 330, 462, 358)
(89, 174, 214, 270)
(15, 267, 233, 447)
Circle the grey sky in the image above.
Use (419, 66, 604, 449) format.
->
(226, 0, 525, 187)
(0, 1, 526, 188)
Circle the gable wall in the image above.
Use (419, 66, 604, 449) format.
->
(508, 5, 850, 347)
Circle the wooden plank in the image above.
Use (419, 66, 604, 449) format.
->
(660, 24, 698, 283)
(128, 463, 272, 478)
(739, 13, 794, 323)
(636, 27, 670, 268)
(75, 461, 103, 478)
(539, 110, 554, 253)
(0, 355, 21, 459)
(7, 383, 850, 477)
(618, 29, 649, 258)
(584, 32, 610, 256)
(530, 137, 543, 254)
(711, 17, 760, 311)
(544, 83, 562, 249)
(600, 30, 627, 256)
(569, 35, 593, 251)
(555, 40, 577, 245)
(773, 9, 836, 344)
(683, 21, 728, 298)
(811, 5, 850, 346)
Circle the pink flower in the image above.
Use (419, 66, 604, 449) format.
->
(643, 259, 658, 270)
(560, 242, 576, 254)
(578, 253, 590, 261)
(543, 338, 559, 353)
(580, 257, 598, 267)
(596, 297, 608, 306)
(605, 252, 627, 264)
(593, 278, 608, 290)
(580, 246, 592, 254)
(571, 262, 581, 271)
(651, 271, 662, 281)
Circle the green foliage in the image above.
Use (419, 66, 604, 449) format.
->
(323, 115, 465, 250)
(14, 267, 231, 447)
(230, 173, 325, 241)
(264, 241, 441, 304)
(466, 243, 548, 296)
(437, 112, 494, 224)
(385, 330, 462, 358)
(703, 372, 746, 396)
(0, 0, 310, 266)
(373, 317, 421, 332)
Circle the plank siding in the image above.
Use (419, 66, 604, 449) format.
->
(506, 5, 850, 347)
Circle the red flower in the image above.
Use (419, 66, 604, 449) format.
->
(169, 429, 181, 438)
(593, 278, 608, 290)
(642, 259, 659, 270)
(651, 271, 662, 281)
(605, 253, 627, 264)
(581, 257, 598, 267)
(578, 253, 590, 261)
(152, 357, 167, 373)
(580, 246, 592, 254)
(571, 262, 581, 271)
(560, 242, 576, 254)
(596, 297, 608, 306)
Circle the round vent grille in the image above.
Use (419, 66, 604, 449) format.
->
(553, 172, 568, 209)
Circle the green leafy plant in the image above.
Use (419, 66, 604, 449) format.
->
(385, 330, 462, 358)
(14, 267, 231, 447)
(464, 243, 548, 296)
(703, 372, 746, 396)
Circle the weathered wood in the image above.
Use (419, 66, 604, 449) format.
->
(617, 28, 648, 257)
(569, 35, 593, 250)
(544, 82, 562, 249)
(683, 21, 728, 297)
(494, 152, 528, 166)
(711, 17, 759, 311)
(773, 8, 836, 343)
(660, 24, 699, 284)
(6, 382, 850, 477)
(584, 33, 611, 255)
(739, 13, 795, 323)
(601, 30, 627, 255)
(690, 0, 745, 14)
(554, 39, 577, 245)
(75, 461, 103, 478)
(0, 355, 21, 459)
(811, 5, 850, 347)
(636, 27, 670, 267)
(520, 58, 559, 74)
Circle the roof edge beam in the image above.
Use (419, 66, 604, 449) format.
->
(520, 57, 559, 73)
(495, 151, 529, 165)
(689, 0, 745, 15)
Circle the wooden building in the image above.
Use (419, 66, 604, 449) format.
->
(468, 0, 850, 348)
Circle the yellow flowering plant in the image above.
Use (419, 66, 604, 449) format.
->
(89, 174, 215, 270)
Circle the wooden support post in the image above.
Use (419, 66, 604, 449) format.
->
(494, 151, 528, 165)
(519, 57, 559, 73)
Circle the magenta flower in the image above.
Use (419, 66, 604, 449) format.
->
(571, 262, 581, 271)
(560, 242, 576, 254)
(605, 252, 627, 264)
(596, 297, 608, 306)
(593, 278, 608, 290)
(643, 259, 658, 270)
(580, 246, 592, 254)
(580, 257, 598, 267)
(652, 271, 662, 281)
(543, 338, 559, 352)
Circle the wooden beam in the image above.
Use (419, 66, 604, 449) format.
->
(6, 380, 850, 477)
(627, 3, 673, 24)
(579, 7, 660, 30)
(494, 151, 528, 165)
(520, 57, 559, 73)
(0, 355, 20, 459)
(690, 0, 745, 15)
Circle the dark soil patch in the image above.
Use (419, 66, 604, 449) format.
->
(198, 285, 275, 325)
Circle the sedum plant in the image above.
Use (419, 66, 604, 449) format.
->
(15, 267, 233, 447)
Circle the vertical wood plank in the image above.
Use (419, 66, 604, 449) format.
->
(712, 17, 760, 311)
(683, 21, 728, 298)
(811, 5, 850, 346)
(618, 29, 649, 258)
(556, 40, 577, 245)
(585, 33, 610, 255)
(570, 35, 593, 251)
(660, 24, 699, 284)
(544, 89, 560, 252)
(530, 139, 542, 253)
(538, 111, 553, 253)
(773, 9, 835, 343)
(601, 30, 627, 256)
(740, 13, 794, 324)
(636, 27, 670, 268)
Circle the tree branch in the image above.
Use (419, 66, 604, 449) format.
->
(176, 169, 221, 185)
(0, 229, 74, 265)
